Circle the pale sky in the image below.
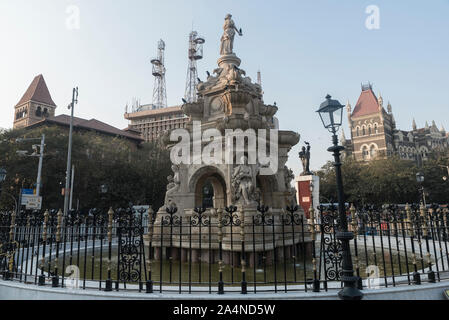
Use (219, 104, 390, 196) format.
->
(1, 0, 448, 175)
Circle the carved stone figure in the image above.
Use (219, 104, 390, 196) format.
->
(231, 156, 256, 205)
(220, 14, 242, 56)
(299, 142, 312, 176)
(164, 164, 180, 206)
(284, 166, 295, 190)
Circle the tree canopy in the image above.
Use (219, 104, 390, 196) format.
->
(316, 154, 449, 206)
(0, 127, 171, 211)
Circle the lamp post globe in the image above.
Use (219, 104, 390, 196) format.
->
(416, 172, 426, 206)
(317, 94, 363, 300)
(317, 94, 344, 134)
(416, 172, 424, 184)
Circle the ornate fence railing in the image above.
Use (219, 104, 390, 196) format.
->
(0, 203, 448, 295)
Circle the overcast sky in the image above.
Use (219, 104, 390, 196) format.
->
(1, 0, 448, 175)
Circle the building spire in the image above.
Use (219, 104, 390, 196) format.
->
(387, 101, 392, 114)
(441, 124, 446, 132)
(425, 121, 429, 129)
(377, 92, 383, 110)
(340, 128, 346, 143)
(412, 118, 417, 131)
(346, 100, 352, 128)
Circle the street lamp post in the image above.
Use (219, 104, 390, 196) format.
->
(316, 94, 363, 300)
(416, 172, 426, 206)
(63, 87, 78, 217)
(16, 134, 45, 196)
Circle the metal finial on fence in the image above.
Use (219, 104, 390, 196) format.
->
(105, 207, 114, 292)
(406, 204, 421, 285)
(217, 208, 224, 294)
(146, 207, 154, 293)
(38, 210, 49, 286)
(422, 203, 436, 283)
(240, 207, 247, 294)
(52, 209, 63, 287)
(5, 209, 17, 280)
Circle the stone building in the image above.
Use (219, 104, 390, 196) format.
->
(124, 104, 189, 142)
(13, 74, 143, 147)
(13, 74, 57, 129)
(342, 83, 449, 163)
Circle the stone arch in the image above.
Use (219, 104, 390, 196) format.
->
(369, 143, 378, 159)
(361, 144, 369, 160)
(189, 166, 228, 208)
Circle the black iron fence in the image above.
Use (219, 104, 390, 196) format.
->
(0, 203, 448, 295)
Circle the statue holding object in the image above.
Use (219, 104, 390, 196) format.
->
(299, 142, 312, 176)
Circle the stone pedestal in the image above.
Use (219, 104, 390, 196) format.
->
(296, 175, 320, 219)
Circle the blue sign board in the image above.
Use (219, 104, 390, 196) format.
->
(22, 189, 35, 195)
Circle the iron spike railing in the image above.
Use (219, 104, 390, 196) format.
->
(0, 203, 449, 295)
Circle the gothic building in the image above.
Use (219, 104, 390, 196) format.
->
(13, 74, 57, 129)
(342, 83, 449, 164)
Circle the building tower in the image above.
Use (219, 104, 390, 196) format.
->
(184, 31, 205, 103)
(13, 74, 57, 129)
(151, 40, 168, 109)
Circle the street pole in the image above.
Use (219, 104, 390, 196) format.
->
(63, 87, 78, 217)
(328, 129, 363, 300)
(69, 165, 75, 210)
(35, 134, 45, 197)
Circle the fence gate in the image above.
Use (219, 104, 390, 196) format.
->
(319, 206, 343, 282)
(116, 208, 146, 287)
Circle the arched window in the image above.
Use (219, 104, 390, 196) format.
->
(35, 106, 42, 117)
(370, 145, 377, 158)
(356, 127, 360, 137)
(374, 124, 378, 134)
(362, 126, 366, 136)
(362, 146, 369, 160)
(368, 126, 372, 135)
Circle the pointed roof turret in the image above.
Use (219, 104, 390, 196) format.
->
(441, 125, 446, 132)
(16, 74, 56, 107)
(351, 85, 381, 117)
(340, 128, 347, 144)
(387, 101, 392, 114)
(412, 119, 417, 131)
(377, 92, 383, 110)
(425, 121, 429, 129)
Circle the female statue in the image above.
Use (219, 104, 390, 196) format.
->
(220, 14, 242, 56)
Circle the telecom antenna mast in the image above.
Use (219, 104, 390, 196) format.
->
(184, 31, 205, 103)
(151, 39, 167, 109)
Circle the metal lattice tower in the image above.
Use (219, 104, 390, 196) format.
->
(184, 31, 205, 103)
(151, 39, 167, 109)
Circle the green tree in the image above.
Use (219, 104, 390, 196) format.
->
(316, 155, 449, 206)
(0, 127, 171, 211)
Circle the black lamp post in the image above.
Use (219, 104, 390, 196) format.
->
(317, 94, 363, 300)
(416, 172, 426, 206)
(100, 184, 108, 208)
